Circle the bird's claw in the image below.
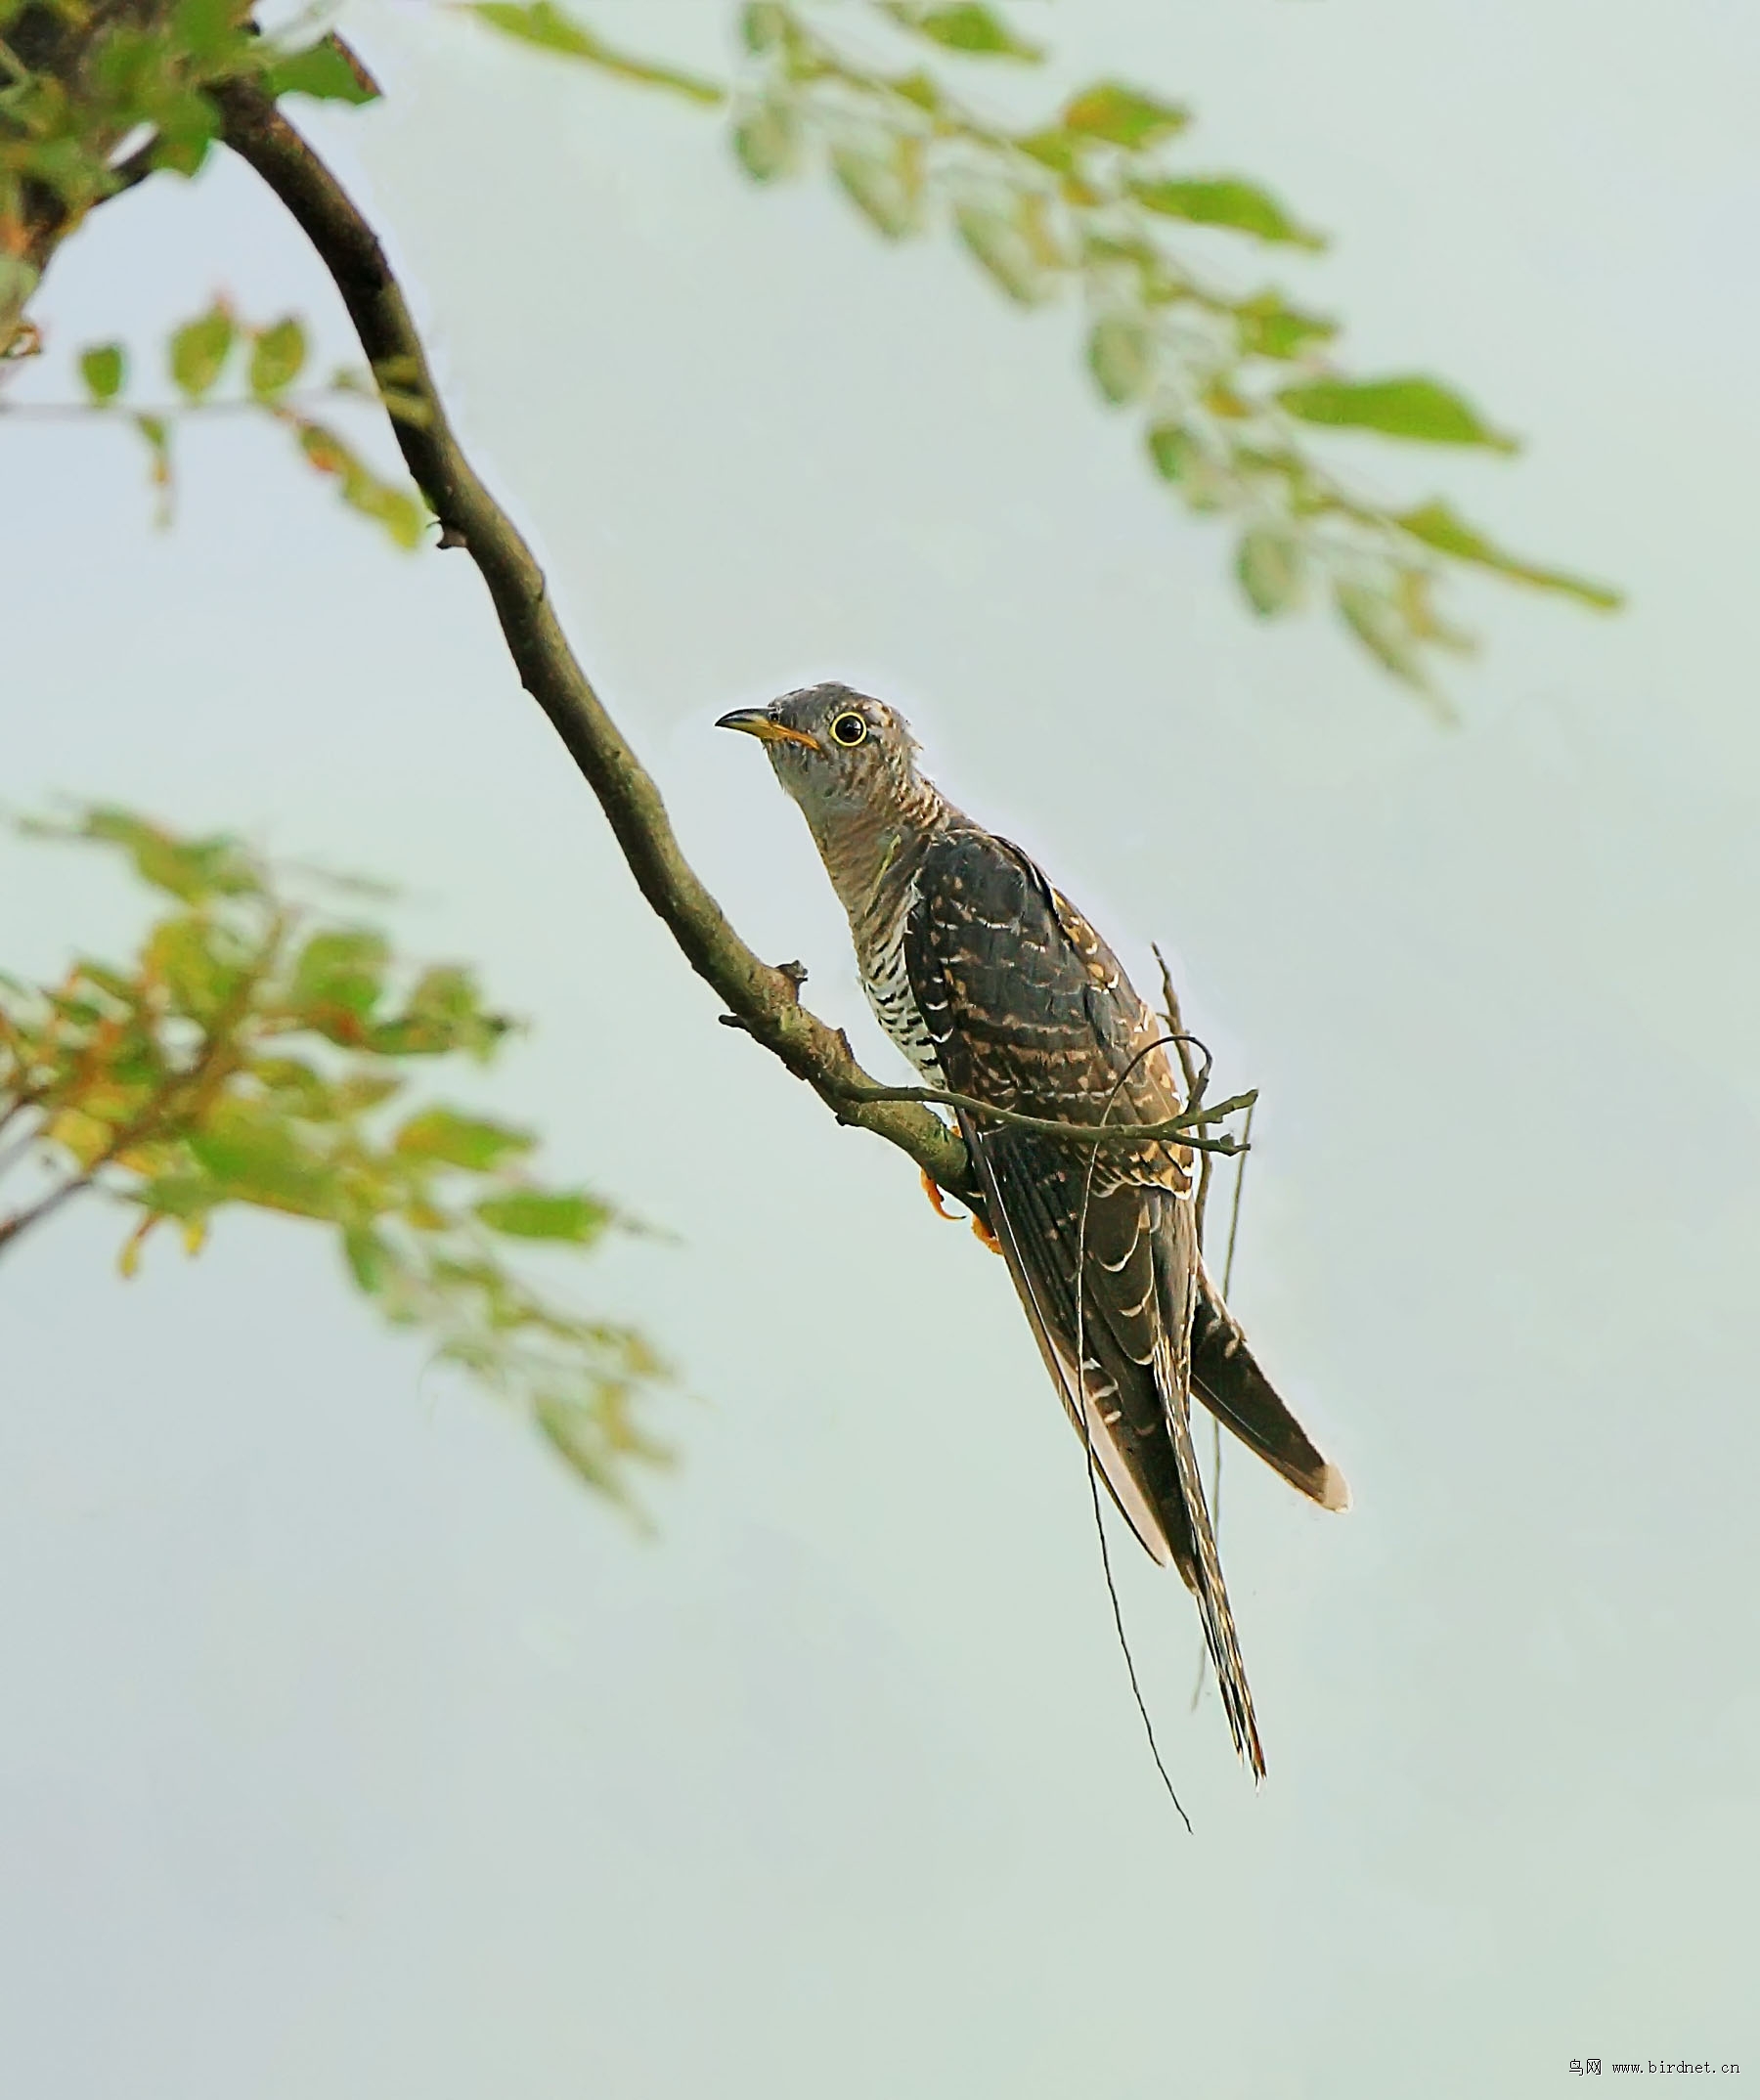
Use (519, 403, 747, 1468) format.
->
(920, 1169, 959, 1222)
(920, 1171, 1004, 1256)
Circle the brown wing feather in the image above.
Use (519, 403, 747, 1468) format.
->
(905, 826, 1265, 1776)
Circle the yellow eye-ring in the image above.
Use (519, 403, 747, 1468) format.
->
(829, 711, 869, 749)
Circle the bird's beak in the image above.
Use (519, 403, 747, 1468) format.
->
(716, 708, 822, 753)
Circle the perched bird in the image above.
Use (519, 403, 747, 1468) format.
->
(719, 682, 1347, 1777)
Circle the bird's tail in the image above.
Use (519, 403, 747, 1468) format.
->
(1163, 1341, 1266, 1780)
(1191, 1259, 1350, 1512)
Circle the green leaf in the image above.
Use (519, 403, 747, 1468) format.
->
(741, 2, 788, 53)
(1279, 375, 1518, 452)
(1397, 499, 1621, 609)
(1062, 82, 1189, 149)
(394, 1108, 536, 1171)
(891, 69, 942, 115)
(248, 317, 307, 399)
(884, 3, 1043, 62)
(174, 0, 249, 60)
(289, 928, 388, 1028)
(1335, 579, 1426, 687)
(343, 1225, 396, 1293)
(342, 471, 425, 550)
(187, 1105, 338, 1219)
(953, 203, 1049, 305)
(127, 412, 174, 525)
(830, 139, 924, 241)
(252, 1057, 336, 1117)
(1144, 423, 1226, 510)
(131, 1172, 225, 1224)
(1131, 176, 1325, 250)
(144, 914, 254, 1022)
(369, 965, 510, 1060)
(471, 3, 724, 103)
(1235, 527, 1305, 616)
(1236, 292, 1338, 362)
(147, 90, 221, 178)
(330, 1070, 403, 1115)
(1086, 313, 1156, 405)
(168, 304, 235, 400)
(172, 0, 245, 63)
(475, 1190, 608, 1244)
(295, 421, 425, 548)
(533, 1392, 617, 1492)
(262, 37, 380, 104)
(79, 808, 259, 901)
(1015, 129, 1078, 177)
(1146, 422, 1194, 480)
(79, 343, 126, 404)
(733, 97, 801, 182)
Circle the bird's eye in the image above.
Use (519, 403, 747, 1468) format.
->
(829, 711, 869, 749)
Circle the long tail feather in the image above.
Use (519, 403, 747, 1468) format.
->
(1163, 1347, 1266, 1778)
(1191, 1260, 1349, 1512)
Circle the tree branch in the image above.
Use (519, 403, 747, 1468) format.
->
(211, 70, 982, 1203)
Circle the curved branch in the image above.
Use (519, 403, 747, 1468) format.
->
(212, 71, 980, 1203)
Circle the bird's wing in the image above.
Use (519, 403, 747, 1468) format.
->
(905, 826, 1263, 1774)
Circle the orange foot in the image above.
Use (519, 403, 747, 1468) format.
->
(920, 1168, 959, 1222)
(920, 1171, 1003, 1256)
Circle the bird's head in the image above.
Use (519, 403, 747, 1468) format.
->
(716, 682, 927, 826)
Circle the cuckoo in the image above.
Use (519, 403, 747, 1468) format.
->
(719, 681, 1347, 1777)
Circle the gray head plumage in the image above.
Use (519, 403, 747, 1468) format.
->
(716, 681, 929, 824)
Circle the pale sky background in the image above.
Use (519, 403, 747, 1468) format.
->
(3, 4, 1757, 2094)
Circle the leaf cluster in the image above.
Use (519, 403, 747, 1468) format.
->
(0, 10, 372, 277)
(716, 0, 1620, 697)
(3, 0, 1624, 710)
(67, 300, 427, 543)
(0, 806, 672, 1504)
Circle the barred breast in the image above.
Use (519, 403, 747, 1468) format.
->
(857, 875, 946, 1085)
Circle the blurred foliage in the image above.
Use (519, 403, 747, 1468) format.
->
(0, 10, 371, 257)
(467, 2, 724, 104)
(471, 0, 1621, 698)
(0, 807, 673, 1505)
(23, 298, 427, 542)
(1, 1, 1621, 695)
(0, 5, 374, 392)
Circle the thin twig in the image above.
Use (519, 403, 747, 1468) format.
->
(0, 1169, 94, 1253)
(1213, 1097, 1254, 1530)
(1220, 1099, 1254, 1302)
(1152, 942, 1212, 1241)
(107, 131, 164, 196)
(832, 1079, 1254, 1152)
(1188, 1095, 1256, 1714)
(1151, 939, 1223, 1722)
(0, 386, 372, 421)
(0, 1106, 44, 1186)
